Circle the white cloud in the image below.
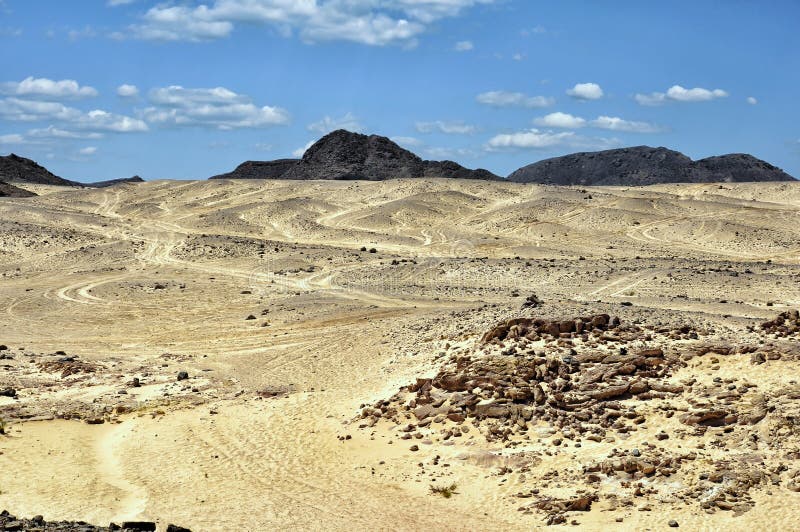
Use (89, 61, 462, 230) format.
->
(424, 146, 477, 159)
(144, 85, 289, 129)
(79, 146, 98, 155)
(487, 129, 574, 149)
(390, 136, 422, 147)
(533, 112, 586, 129)
(747, 96, 758, 105)
(292, 140, 315, 157)
(307, 112, 363, 134)
(486, 128, 619, 151)
(566, 82, 603, 100)
(117, 84, 139, 98)
(415, 120, 477, 134)
(454, 40, 473, 51)
(636, 84, 729, 105)
(28, 126, 104, 139)
(126, 0, 495, 46)
(0, 77, 98, 100)
(0, 98, 148, 133)
(590, 115, 662, 133)
(476, 90, 554, 108)
(0, 133, 26, 144)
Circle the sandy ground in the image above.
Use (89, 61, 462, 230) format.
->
(0, 178, 799, 530)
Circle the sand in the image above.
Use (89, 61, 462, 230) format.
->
(1, 178, 799, 530)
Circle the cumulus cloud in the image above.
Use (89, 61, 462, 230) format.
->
(0, 98, 148, 134)
(533, 112, 586, 129)
(144, 85, 289, 129)
(486, 128, 619, 151)
(487, 128, 575, 149)
(126, 0, 495, 46)
(307, 112, 363, 134)
(747, 96, 758, 105)
(454, 40, 473, 51)
(475, 90, 554, 108)
(415, 120, 477, 134)
(566, 82, 603, 100)
(79, 146, 98, 155)
(117, 84, 139, 98)
(0, 77, 98, 99)
(636, 85, 729, 105)
(590, 115, 662, 133)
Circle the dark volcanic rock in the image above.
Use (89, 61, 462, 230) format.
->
(211, 130, 499, 181)
(692, 153, 794, 183)
(210, 159, 299, 180)
(88, 176, 145, 188)
(508, 146, 795, 185)
(0, 180, 36, 197)
(0, 153, 78, 186)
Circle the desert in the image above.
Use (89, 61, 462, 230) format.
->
(1, 175, 799, 530)
(2, 2, 800, 530)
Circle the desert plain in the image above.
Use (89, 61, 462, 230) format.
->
(1, 178, 799, 530)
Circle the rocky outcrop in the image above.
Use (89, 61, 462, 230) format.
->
(508, 146, 796, 185)
(209, 130, 500, 181)
(87, 176, 145, 188)
(0, 153, 79, 186)
(0, 180, 36, 197)
(210, 159, 299, 180)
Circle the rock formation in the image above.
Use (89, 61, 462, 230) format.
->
(508, 146, 795, 185)
(209, 130, 500, 181)
(87, 176, 145, 188)
(0, 180, 36, 197)
(0, 153, 79, 186)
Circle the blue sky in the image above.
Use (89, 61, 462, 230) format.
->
(1, 0, 798, 181)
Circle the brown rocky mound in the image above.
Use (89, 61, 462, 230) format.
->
(359, 310, 800, 522)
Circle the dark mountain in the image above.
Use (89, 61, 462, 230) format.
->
(0, 180, 37, 197)
(210, 159, 299, 180)
(87, 176, 145, 188)
(508, 146, 796, 185)
(0, 153, 79, 186)
(209, 130, 500, 181)
(691, 154, 793, 183)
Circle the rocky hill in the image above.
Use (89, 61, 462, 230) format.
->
(210, 159, 299, 180)
(209, 130, 500, 181)
(0, 180, 37, 197)
(0, 153, 79, 186)
(508, 146, 796, 185)
(88, 176, 145, 188)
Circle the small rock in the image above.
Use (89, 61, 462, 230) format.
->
(177, 371, 189, 381)
(668, 519, 679, 527)
(409, 444, 419, 452)
(121, 522, 156, 531)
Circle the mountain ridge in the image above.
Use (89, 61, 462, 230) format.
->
(508, 146, 796, 185)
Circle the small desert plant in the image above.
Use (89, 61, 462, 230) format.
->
(430, 482, 458, 498)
